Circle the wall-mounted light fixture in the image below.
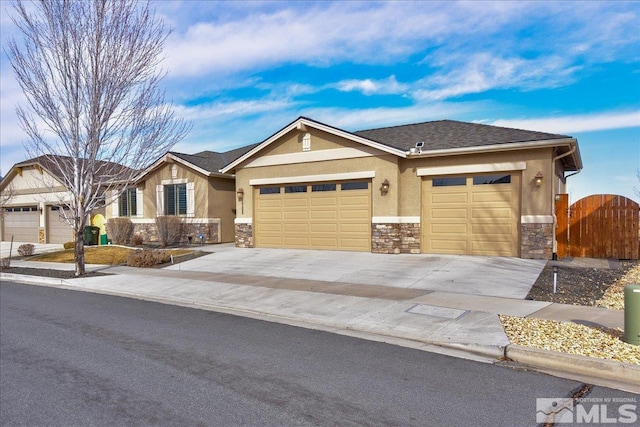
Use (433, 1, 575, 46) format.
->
(236, 188, 244, 202)
(380, 179, 390, 195)
(534, 171, 544, 186)
(38, 207, 43, 215)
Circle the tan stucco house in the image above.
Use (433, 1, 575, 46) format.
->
(0, 156, 107, 244)
(108, 146, 256, 244)
(221, 117, 582, 259)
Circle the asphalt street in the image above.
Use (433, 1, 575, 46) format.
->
(1, 281, 636, 426)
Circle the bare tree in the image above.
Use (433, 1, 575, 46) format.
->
(7, 0, 190, 275)
(0, 183, 16, 218)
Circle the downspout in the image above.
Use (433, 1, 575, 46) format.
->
(551, 145, 578, 259)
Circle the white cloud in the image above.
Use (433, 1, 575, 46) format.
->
(489, 111, 640, 134)
(335, 76, 408, 96)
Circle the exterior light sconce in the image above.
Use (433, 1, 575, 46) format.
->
(534, 172, 543, 186)
(380, 179, 390, 195)
(38, 207, 43, 215)
(237, 188, 245, 215)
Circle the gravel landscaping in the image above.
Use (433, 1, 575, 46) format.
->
(502, 260, 640, 365)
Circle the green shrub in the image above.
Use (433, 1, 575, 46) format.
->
(126, 248, 171, 267)
(107, 217, 135, 245)
(17, 243, 35, 256)
(63, 241, 75, 250)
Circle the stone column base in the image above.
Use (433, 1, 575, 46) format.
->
(372, 223, 421, 254)
(235, 223, 253, 248)
(521, 223, 553, 259)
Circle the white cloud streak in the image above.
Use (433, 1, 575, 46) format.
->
(490, 111, 640, 134)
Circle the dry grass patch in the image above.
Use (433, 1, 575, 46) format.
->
(31, 246, 192, 265)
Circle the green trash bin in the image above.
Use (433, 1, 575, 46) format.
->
(624, 284, 640, 346)
(99, 234, 108, 245)
(83, 226, 100, 246)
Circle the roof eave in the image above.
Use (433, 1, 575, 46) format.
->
(405, 137, 580, 168)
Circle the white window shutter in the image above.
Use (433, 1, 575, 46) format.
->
(186, 182, 195, 217)
(156, 185, 164, 216)
(136, 188, 144, 217)
(112, 190, 119, 218)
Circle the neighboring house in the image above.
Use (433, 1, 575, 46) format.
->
(107, 146, 256, 244)
(0, 156, 109, 244)
(221, 117, 583, 259)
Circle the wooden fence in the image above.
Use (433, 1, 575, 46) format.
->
(556, 194, 639, 259)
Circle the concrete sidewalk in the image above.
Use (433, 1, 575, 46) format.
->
(1, 249, 637, 393)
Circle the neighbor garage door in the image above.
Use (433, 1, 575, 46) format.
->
(47, 206, 73, 244)
(2, 206, 39, 242)
(421, 173, 520, 256)
(255, 180, 371, 251)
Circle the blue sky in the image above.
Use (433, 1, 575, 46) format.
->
(1, 1, 639, 202)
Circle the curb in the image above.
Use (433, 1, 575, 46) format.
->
(505, 344, 640, 394)
(1, 272, 67, 287)
(3, 273, 639, 393)
(2, 273, 505, 363)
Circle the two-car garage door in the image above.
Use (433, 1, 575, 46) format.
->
(254, 180, 371, 251)
(421, 173, 520, 256)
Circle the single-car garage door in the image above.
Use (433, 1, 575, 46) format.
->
(422, 173, 520, 256)
(47, 206, 73, 244)
(2, 206, 39, 242)
(255, 180, 371, 251)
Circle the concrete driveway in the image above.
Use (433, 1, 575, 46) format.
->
(168, 244, 547, 299)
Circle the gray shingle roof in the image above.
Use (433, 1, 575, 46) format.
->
(170, 143, 260, 174)
(352, 119, 571, 152)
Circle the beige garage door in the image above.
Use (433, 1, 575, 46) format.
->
(47, 206, 73, 244)
(2, 206, 39, 242)
(255, 181, 371, 251)
(422, 173, 520, 256)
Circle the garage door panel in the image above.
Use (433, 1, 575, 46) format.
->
(258, 223, 283, 232)
(311, 210, 338, 220)
(283, 236, 311, 247)
(311, 197, 338, 207)
(431, 208, 467, 219)
(258, 211, 283, 220)
(340, 223, 369, 233)
(472, 192, 511, 203)
(431, 193, 467, 204)
(283, 198, 308, 208)
(258, 199, 282, 208)
(470, 223, 512, 234)
(283, 223, 309, 233)
(431, 223, 468, 234)
(430, 239, 468, 252)
(255, 181, 370, 251)
(471, 208, 513, 219)
(339, 238, 370, 251)
(283, 211, 309, 220)
(340, 195, 369, 206)
(311, 223, 338, 233)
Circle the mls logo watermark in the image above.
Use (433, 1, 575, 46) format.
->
(536, 397, 638, 424)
